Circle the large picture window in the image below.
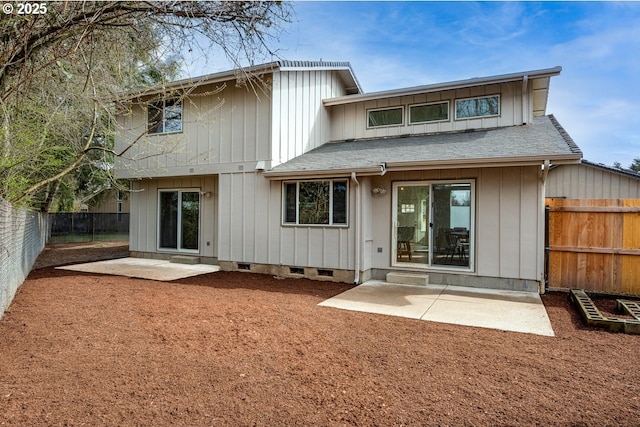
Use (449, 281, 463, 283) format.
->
(283, 180, 348, 226)
(455, 95, 500, 120)
(148, 99, 182, 134)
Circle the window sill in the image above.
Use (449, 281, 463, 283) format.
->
(281, 223, 349, 228)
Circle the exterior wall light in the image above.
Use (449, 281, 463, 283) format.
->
(371, 186, 387, 196)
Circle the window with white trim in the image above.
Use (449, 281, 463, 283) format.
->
(409, 101, 449, 124)
(283, 180, 348, 225)
(367, 107, 404, 128)
(455, 95, 500, 119)
(148, 99, 182, 134)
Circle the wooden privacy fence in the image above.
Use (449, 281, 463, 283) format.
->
(546, 198, 640, 295)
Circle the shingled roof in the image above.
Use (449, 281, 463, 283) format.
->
(264, 115, 582, 178)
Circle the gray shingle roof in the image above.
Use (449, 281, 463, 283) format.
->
(265, 115, 582, 178)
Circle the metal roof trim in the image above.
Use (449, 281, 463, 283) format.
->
(323, 66, 562, 106)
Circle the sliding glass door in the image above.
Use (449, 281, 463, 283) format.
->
(392, 181, 473, 270)
(159, 190, 200, 252)
(431, 183, 472, 267)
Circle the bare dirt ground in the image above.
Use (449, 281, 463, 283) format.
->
(1, 243, 639, 426)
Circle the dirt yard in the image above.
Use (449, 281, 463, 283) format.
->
(1, 244, 639, 426)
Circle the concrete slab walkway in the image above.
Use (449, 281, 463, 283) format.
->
(318, 280, 555, 336)
(57, 258, 219, 281)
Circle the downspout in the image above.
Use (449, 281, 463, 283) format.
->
(522, 75, 529, 125)
(351, 172, 360, 284)
(542, 160, 550, 293)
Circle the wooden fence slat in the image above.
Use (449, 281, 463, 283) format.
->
(549, 206, 640, 213)
(549, 246, 640, 256)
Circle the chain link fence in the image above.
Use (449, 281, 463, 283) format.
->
(48, 213, 130, 243)
(1, 198, 48, 318)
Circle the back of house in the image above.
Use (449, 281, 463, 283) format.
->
(115, 61, 581, 293)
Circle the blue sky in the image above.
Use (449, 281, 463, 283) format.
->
(184, 1, 640, 168)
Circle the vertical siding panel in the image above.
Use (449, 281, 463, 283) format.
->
(217, 174, 232, 261)
(243, 173, 255, 262)
(219, 88, 232, 164)
(268, 181, 281, 265)
(281, 226, 295, 266)
(477, 168, 501, 277)
(308, 228, 323, 266)
(146, 180, 157, 253)
(520, 167, 540, 280)
(129, 180, 142, 252)
(270, 72, 282, 165)
(294, 228, 307, 266)
(499, 168, 521, 278)
(252, 174, 269, 263)
(231, 88, 244, 163)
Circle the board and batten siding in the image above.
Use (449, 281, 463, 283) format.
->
(115, 81, 272, 179)
(329, 82, 522, 142)
(271, 70, 348, 166)
(365, 166, 543, 281)
(546, 163, 640, 199)
(129, 176, 217, 258)
(217, 171, 355, 270)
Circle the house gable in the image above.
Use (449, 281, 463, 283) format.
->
(114, 61, 360, 179)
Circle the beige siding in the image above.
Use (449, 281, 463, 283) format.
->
(329, 82, 524, 142)
(271, 70, 347, 165)
(365, 166, 543, 281)
(129, 176, 217, 258)
(88, 190, 131, 213)
(217, 172, 355, 269)
(547, 164, 640, 199)
(115, 81, 272, 179)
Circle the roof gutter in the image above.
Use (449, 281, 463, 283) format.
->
(262, 156, 581, 180)
(263, 163, 387, 180)
(382, 154, 581, 172)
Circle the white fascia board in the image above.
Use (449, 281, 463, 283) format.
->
(323, 66, 562, 107)
(383, 154, 581, 172)
(263, 166, 383, 180)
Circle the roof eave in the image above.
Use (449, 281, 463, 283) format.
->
(262, 153, 582, 180)
(323, 66, 562, 106)
(384, 154, 581, 171)
(263, 166, 384, 180)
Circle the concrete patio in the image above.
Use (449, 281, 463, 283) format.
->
(57, 257, 219, 281)
(319, 280, 555, 336)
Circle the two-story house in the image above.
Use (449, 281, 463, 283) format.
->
(115, 61, 582, 293)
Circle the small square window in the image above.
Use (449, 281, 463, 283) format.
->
(367, 107, 404, 128)
(148, 99, 182, 134)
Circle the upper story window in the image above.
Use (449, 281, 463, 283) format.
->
(367, 107, 404, 128)
(455, 95, 500, 120)
(283, 180, 348, 226)
(148, 99, 182, 134)
(409, 101, 449, 124)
